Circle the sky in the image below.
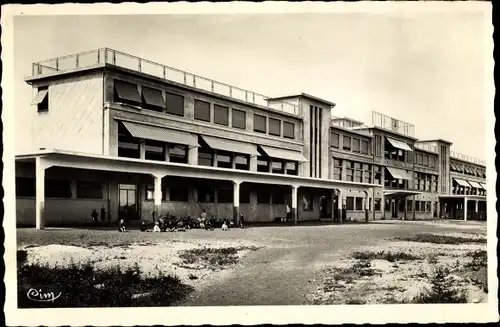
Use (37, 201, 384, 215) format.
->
(12, 8, 491, 160)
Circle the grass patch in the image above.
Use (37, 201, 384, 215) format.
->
(395, 234, 486, 245)
(178, 247, 240, 269)
(18, 262, 194, 308)
(464, 250, 488, 293)
(412, 266, 468, 303)
(352, 250, 421, 262)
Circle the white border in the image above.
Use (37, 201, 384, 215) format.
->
(2, 2, 497, 326)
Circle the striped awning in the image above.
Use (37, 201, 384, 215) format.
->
(200, 135, 259, 156)
(467, 180, 483, 189)
(260, 146, 308, 163)
(386, 167, 413, 180)
(386, 137, 413, 152)
(479, 182, 486, 190)
(121, 121, 199, 147)
(31, 89, 48, 105)
(453, 178, 470, 187)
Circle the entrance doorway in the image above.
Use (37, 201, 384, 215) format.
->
(119, 184, 139, 220)
(391, 199, 398, 218)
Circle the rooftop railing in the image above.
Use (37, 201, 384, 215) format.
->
(414, 143, 437, 153)
(331, 118, 372, 136)
(450, 151, 486, 166)
(372, 111, 415, 137)
(31, 48, 300, 116)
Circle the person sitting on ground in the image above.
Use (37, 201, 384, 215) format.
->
(118, 219, 127, 232)
(140, 220, 148, 232)
(91, 209, 99, 223)
(221, 219, 229, 231)
(239, 212, 245, 229)
(153, 221, 161, 232)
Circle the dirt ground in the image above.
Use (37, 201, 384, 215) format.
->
(17, 220, 488, 305)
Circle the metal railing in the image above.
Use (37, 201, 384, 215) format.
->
(31, 48, 300, 115)
(414, 143, 437, 153)
(371, 111, 415, 137)
(331, 118, 371, 135)
(450, 151, 486, 166)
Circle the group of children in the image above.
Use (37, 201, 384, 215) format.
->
(118, 209, 245, 232)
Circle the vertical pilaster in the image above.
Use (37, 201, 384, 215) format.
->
(464, 197, 468, 221)
(188, 146, 198, 165)
(153, 174, 163, 222)
(233, 180, 241, 224)
(291, 185, 298, 225)
(140, 140, 146, 160)
(249, 155, 257, 172)
(338, 189, 343, 224)
(35, 157, 47, 230)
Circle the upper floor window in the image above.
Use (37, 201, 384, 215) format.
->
(331, 132, 340, 148)
(283, 122, 295, 139)
(114, 80, 141, 105)
(343, 136, 351, 151)
(353, 138, 360, 153)
(361, 140, 369, 154)
(286, 161, 298, 175)
(170, 145, 188, 164)
(232, 109, 246, 129)
(145, 140, 165, 161)
(141, 86, 165, 112)
(423, 155, 429, 167)
(165, 92, 184, 117)
(194, 99, 211, 122)
(33, 86, 49, 112)
(235, 155, 250, 170)
(254, 114, 267, 133)
(269, 118, 281, 136)
(214, 104, 229, 126)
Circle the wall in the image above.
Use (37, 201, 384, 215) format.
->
(31, 72, 104, 154)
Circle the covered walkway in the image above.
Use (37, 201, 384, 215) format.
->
(439, 195, 487, 221)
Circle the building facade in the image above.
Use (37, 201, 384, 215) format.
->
(15, 48, 487, 228)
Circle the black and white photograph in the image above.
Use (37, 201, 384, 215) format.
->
(1, 1, 497, 325)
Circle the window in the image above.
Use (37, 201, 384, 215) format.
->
(417, 154, 423, 165)
(169, 145, 188, 164)
(353, 139, 360, 153)
(303, 195, 313, 211)
(16, 177, 35, 197)
(426, 201, 431, 212)
(346, 167, 354, 182)
(118, 123, 140, 159)
(283, 122, 295, 139)
(114, 80, 141, 105)
(235, 155, 249, 170)
(286, 161, 298, 175)
(355, 170, 362, 183)
(269, 118, 281, 136)
(361, 140, 369, 154)
(331, 133, 340, 148)
(355, 197, 363, 210)
(374, 166, 382, 185)
(198, 187, 214, 203)
(145, 184, 154, 201)
(165, 92, 184, 116)
(217, 188, 233, 203)
(271, 160, 284, 174)
(407, 200, 413, 212)
(214, 104, 229, 126)
(429, 156, 435, 168)
(217, 152, 232, 169)
(375, 135, 382, 157)
(333, 159, 343, 180)
(33, 86, 49, 112)
(254, 114, 267, 133)
(374, 198, 381, 211)
(145, 140, 165, 161)
(343, 136, 351, 151)
(194, 99, 211, 122)
(257, 189, 270, 204)
(232, 109, 246, 129)
(423, 155, 429, 167)
(415, 201, 420, 212)
(240, 188, 251, 203)
(257, 156, 269, 173)
(346, 197, 354, 210)
(141, 86, 165, 112)
(46, 179, 72, 198)
(76, 181, 103, 199)
(169, 184, 188, 202)
(198, 149, 213, 166)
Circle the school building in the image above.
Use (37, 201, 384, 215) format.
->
(14, 48, 488, 229)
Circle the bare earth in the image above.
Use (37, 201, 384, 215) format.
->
(17, 220, 487, 305)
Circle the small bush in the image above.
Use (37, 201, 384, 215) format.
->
(178, 247, 239, 268)
(413, 266, 468, 303)
(465, 250, 487, 271)
(18, 262, 193, 308)
(396, 234, 486, 245)
(352, 251, 420, 262)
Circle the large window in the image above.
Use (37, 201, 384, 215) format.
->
(333, 158, 343, 180)
(33, 86, 49, 112)
(254, 114, 267, 133)
(355, 197, 363, 211)
(343, 136, 351, 151)
(283, 122, 295, 139)
(423, 155, 429, 167)
(271, 160, 284, 174)
(141, 86, 165, 112)
(165, 92, 184, 116)
(46, 179, 72, 198)
(232, 109, 246, 129)
(198, 148, 213, 166)
(216, 152, 232, 169)
(114, 80, 141, 105)
(361, 140, 369, 154)
(145, 184, 155, 201)
(303, 195, 313, 211)
(374, 165, 381, 185)
(374, 198, 381, 211)
(217, 188, 233, 203)
(235, 155, 249, 170)
(269, 118, 281, 136)
(16, 177, 35, 197)
(145, 140, 165, 161)
(331, 132, 340, 148)
(363, 164, 372, 183)
(169, 145, 188, 164)
(214, 104, 229, 126)
(77, 181, 103, 199)
(257, 156, 269, 172)
(429, 156, 435, 168)
(194, 99, 211, 122)
(353, 138, 360, 153)
(286, 161, 298, 175)
(354, 162, 363, 183)
(169, 184, 188, 202)
(346, 197, 354, 210)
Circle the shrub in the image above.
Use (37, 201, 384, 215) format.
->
(396, 234, 486, 245)
(178, 247, 239, 268)
(18, 262, 193, 308)
(413, 266, 468, 303)
(352, 250, 420, 262)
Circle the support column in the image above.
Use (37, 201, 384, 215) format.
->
(188, 146, 198, 165)
(291, 185, 298, 225)
(372, 188, 376, 221)
(153, 174, 164, 222)
(475, 200, 478, 220)
(249, 155, 257, 172)
(338, 189, 343, 224)
(364, 190, 369, 223)
(330, 189, 335, 221)
(213, 151, 218, 167)
(140, 139, 146, 159)
(35, 157, 50, 230)
(164, 144, 170, 162)
(233, 180, 241, 224)
(464, 197, 468, 221)
(404, 197, 408, 220)
(231, 154, 237, 169)
(413, 195, 416, 220)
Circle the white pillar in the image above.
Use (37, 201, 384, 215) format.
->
(35, 157, 48, 230)
(153, 174, 163, 221)
(464, 197, 468, 221)
(338, 189, 343, 223)
(140, 140, 146, 159)
(188, 146, 198, 165)
(475, 200, 478, 213)
(249, 155, 257, 172)
(233, 180, 241, 224)
(164, 144, 170, 162)
(291, 185, 298, 224)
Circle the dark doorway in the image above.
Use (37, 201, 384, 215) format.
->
(119, 184, 139, 220)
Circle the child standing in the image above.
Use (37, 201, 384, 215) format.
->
(91, 209, 99, 223)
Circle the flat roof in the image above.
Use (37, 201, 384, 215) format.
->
(416, 139, 453, 145)
(267, 93, 336, 107)
(357, 125, 419, 141)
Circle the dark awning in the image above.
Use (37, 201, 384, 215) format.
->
(121, 121, 199, 147)
(200, 135, 260, 156)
